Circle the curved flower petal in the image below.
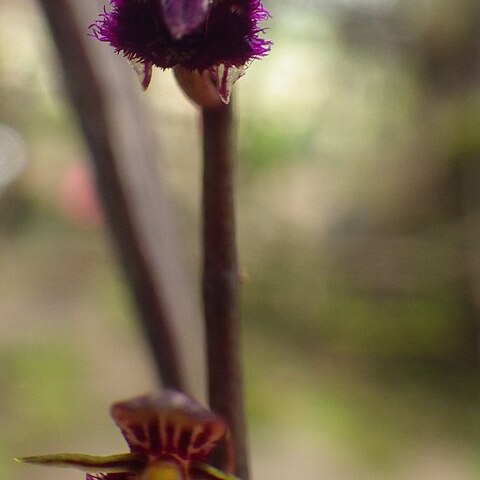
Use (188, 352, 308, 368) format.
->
(110, 390, 229, 462)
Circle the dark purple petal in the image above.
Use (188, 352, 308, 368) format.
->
(90, 0, 180, 68)
(159, 0, 211, 39)
(90, 0, 271, 70)
(196, 0, 271, 67)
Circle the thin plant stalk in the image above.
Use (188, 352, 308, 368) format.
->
(37, 0, 205, 396)
(201, 102, 249, 480)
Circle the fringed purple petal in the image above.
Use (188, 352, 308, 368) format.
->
(90, 0, 175, 67)
(175, 0, 271, 71)
(90, 0, 271, 95)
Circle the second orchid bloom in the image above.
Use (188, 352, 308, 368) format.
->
(19, 391, 237, 480)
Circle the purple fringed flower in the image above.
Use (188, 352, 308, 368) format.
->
(90, 0, 271, 103)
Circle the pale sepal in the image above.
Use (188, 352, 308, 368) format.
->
(128, 59, 153, 90)
(209, 64, 245, 104)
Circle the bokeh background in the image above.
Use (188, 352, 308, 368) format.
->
(2, 0, 480, 479)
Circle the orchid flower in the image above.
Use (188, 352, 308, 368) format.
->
(90, 0, 271, 103)
(17, 391, 237, 480)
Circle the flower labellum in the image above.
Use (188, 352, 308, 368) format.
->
(17, 390, 237, 480)
(90, 0, 271, 103)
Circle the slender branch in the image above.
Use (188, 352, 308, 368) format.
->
(37, 0, 205, 398)
(202, 103, 249, 480)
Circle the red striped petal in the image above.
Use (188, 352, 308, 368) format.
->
(110, 391, 229, 462)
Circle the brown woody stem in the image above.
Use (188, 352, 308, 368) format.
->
(201, 103, 249, 480)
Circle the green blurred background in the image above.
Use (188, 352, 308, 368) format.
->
(2, 0, 480, 479)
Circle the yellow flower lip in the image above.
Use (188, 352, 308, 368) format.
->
(139, 461, 186, 480)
